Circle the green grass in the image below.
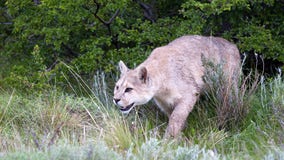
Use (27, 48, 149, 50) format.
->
(0, 73, 283, 159)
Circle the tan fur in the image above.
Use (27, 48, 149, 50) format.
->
(113, 35, 241, 138)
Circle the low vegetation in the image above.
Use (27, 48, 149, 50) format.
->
(0, 70, 283, 159)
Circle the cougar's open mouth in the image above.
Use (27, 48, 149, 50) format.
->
(120, 103, 135, 112)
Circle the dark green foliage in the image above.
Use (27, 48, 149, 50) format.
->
(0, 0, 283, 91)
(181, 0, 284, 60)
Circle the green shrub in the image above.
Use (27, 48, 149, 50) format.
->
(1, 0, 283, 91)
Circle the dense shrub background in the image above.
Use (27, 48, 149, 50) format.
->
(0, 0, 283, 91)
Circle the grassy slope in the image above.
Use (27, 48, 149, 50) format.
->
(0, 75, 283, 160)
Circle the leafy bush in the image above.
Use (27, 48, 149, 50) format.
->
(1, 0, 283, 91)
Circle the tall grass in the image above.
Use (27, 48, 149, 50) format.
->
(200, 58, 261, 131)
(0, 63, 284, 159)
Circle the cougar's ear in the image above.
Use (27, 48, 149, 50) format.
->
(139, 67, 147, 84)
(119, 61, 129, 74)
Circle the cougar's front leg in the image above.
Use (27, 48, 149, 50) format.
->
(164, 98, 197, 138)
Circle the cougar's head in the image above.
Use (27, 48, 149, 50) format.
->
(113, 61, 154, 114)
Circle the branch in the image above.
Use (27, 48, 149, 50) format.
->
(91, 0, 120, 48)
(133, 0, 156, 23)
(33, 0, 41, 5)
(46, 60, 59, 72)
(93, 0, 100, 15)
(93, 0, 120, 26)
(106, 9, 120, 25)
(0, 22, 13, 25)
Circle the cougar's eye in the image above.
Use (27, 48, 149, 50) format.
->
(115, 86, 119, 90)
(124, 88, 133, 93)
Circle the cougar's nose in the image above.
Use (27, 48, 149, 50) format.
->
(113, 98, 120, 104)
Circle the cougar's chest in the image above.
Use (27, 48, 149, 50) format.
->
(153, 88, 182, 116)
